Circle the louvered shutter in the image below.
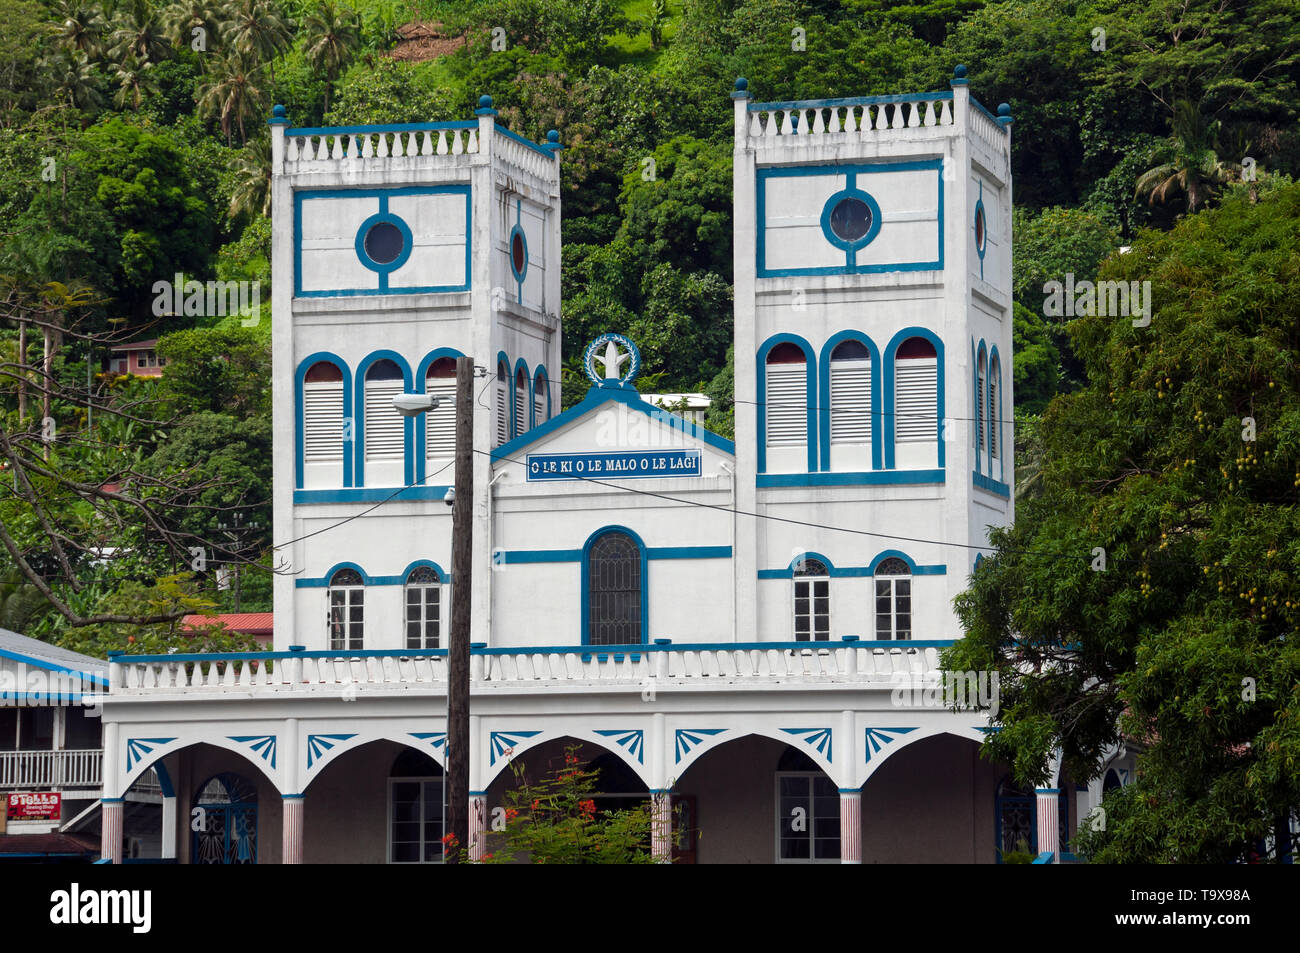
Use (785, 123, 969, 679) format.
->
(976, 364, 985, 453)
(534, 385, 546, 426)
(515, 380, 527, 435)
(830, 359, 871, 443)
(364, 379, 405, 459)
(495, 380, 508, 445)
(303, 382, 343, 460)
(425, 379, 457, 456)
(989, 373, 998, 459)
(895, 358, 937, 441)
(766, 364, 807, 446)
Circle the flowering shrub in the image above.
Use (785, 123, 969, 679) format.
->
(480, 745, 671, 864)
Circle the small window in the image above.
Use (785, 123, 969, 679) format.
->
(989, 359, 1000, 461)
(364, 221, 404, 265)
(974, 204, 986, 252)
(405, 567, 441, 650)
(793, 557, 830, 642)
(329, 568, 364, 651)
(511, 231, 526, 276)
(874, 557, 911, 640)
(977, 352, 987, 455)
(495, 362, 508, 447)
(828, 196, 872, 243)
(533, 372, 547, 426)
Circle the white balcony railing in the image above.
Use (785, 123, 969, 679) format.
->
(0, 748, 102, 790)
(108, 640, 955, 698)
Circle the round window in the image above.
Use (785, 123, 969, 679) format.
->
(511, 231, 526, 276)
(364, 221, 404, 265)
(829, 197, 872, 243)
(975, 205, 986, 251)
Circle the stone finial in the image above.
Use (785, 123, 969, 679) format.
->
(996, 102, 1014, 126)
(268, 103, 289, 125)
(731, 76, 750, 100)
(475, 94, 497, 116)
(951, 64, 969, 86)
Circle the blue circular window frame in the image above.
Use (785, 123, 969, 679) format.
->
(974, 199, 987, 260)
(820, 189, 883, 252)
(508, 224, 529, 284)
(355, 212, 413, 274)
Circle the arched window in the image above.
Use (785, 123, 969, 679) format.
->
(389, 750, 444, 864)
(303, 361, 344, 469)
(193, 772, 258, 864)
(586, 531, 643, 646)
(364, 359, 405, 472)
(425, 358, 456, 461)
(895, 337, 937, 443)
(989, 356, 1001, 469)
(514, 366, 528, 438)
(976, 350, 987, 459)
(766, 342, 808, 453)
(405, 566, 441, 649)
(495, 361, 508, 446)
(829, 339, 871, 469)
(328, 568, 364, 651)
(874, 557, 911, 641)
(533, 370, 548, 427)
(995, 777, 1070, 862)
(793, 557, 830, 642)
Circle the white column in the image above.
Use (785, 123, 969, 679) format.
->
(101, 800, 124, 864)
(1035, 788, 1060, 862)
(651, 790, 673, 863)
(839, 790, 862, 864)
(161, 795, 177, 860)
(282, 795, 305, 864)
(468, 793, 487, 861)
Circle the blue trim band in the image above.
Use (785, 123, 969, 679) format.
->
(502, 546, 731, 564)
(972, 472, 1010, 497)
(0, 648, 109, 687)
(757, 470, 944, 487)
(294, 486, 451, 504)
(495, 125, 555, 158)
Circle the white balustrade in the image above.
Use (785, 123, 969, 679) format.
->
(746, 97, 955, 142)
(0, 748, 103, 789)
(109, 642, 947, 696)
(283, 125, 479, 168)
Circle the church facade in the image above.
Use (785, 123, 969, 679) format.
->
(97, 71, 1132, 863)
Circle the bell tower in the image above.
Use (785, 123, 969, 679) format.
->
(729, 68, 1015, 643)
(268, 97, 563, 650)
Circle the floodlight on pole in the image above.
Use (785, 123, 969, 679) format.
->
(392, 393, 443, 416)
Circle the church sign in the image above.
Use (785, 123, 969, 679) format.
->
(527, 449, 702, 481)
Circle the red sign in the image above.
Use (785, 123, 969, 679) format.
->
(7, 792, 61, 820)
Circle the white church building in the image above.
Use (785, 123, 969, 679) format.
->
(96, 68, 1132, 864)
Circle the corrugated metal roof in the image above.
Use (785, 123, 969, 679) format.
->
(0, 629, 107, 678)
(182, 613, 274, 634)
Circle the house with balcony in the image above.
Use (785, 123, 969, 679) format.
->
(96, 71, 1135, 865)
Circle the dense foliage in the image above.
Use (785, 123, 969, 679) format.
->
(0, 0, 1296, 857)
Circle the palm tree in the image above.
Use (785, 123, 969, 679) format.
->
(1135, 100, 1239, 215)
(162, 0, 225, 53)
(302, 0, 360, 113)
(109, 0, 171, 65)
(224, 0, 293, 86)
(112, 52, 157, 109)
(43, 48, 103, 112)
(51, 0, 107, 60)
(197, 49, 267, 144)
(229, 135, 272, 219)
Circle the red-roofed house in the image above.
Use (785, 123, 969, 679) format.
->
(182, 614, 274, 648)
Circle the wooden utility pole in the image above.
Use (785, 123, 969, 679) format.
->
(446, 355, 473, 861)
